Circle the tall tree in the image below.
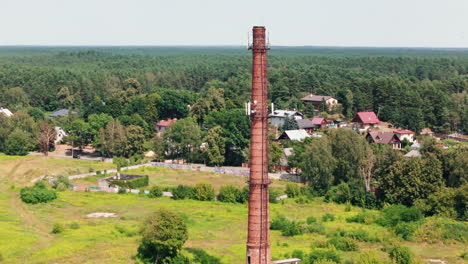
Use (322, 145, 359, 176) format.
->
(202, 126, 225, 166)
(37, 121, 56, 156)
(163, 118, 201, 161)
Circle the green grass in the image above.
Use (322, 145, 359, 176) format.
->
(0, 155, 467, 263)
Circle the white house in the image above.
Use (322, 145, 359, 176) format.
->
(394, 130, 415, 142)
(269, 110, 303, 127)
(0, 107, 13, 117)
(54, 127, 68, 144)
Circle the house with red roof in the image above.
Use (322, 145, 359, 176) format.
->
(394, 130, 415, 143)
(366, 131, 402, 150)
(311, 117, 328, 130)
(156, 118, 177, 134)
(351, 111, 380, 130)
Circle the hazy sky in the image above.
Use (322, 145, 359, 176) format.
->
(1, 0, 467, 47)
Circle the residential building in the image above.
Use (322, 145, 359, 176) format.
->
(420, 128, 434, 136)
(301, 94, 339, 111)
(351, 111, 380, 130)
(54, 127, 68, 144)
(394, 130, 415, 142)
(269, 110, 303, 127)
(156, 118, 177, 133)
(49, 109, 77, 118)
(296, 119, 314, 133)
(0, 107, 13, 117)
(276, 129, 311, 141)
(311, 117, 328, 130)
(366, 131, 402, 149)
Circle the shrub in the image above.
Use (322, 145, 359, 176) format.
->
(53, 175, 70, 191)
(148, 186, 163, 198)
(295, 196, 311, 204)
(218, 184, 243, 203)
(188, 248, 222, 264)
(307, 248, 341, 263)
(327, 237, 358, 251)
(388, 245, 414, 264)
(4, 130, 33, 156)
(322, 213, 335, 222)
(313, 260, 337, 264)
(346, 210, 379, 225)
(193, 183, 215, 201)
(306, 222, 326, 234)
(325, 182, 351, 204)
(282, 220, 304, 237)
(344, 201, 352, 212)
(269, 189, 281, 203)
(69, 222, 80, 229)
(20, 182, 57, 204)
(285, 183, 301, 198)
(340, 229, 378, 243)
(172, 185, 195, 200)
(355, 250, 390, 264)
(118, 188, 126, 194)
(394, 222, 418, 241)
(110, 175, 149, 189)
(379, 205, 423, 227)
(171, 254, 191, 264)
(271, 215, 289, 230)
(307, 216, 317, 224)
(291, 249, 305, 260)
(51, 223, 64, 234)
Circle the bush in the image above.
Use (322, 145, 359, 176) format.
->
(325, 182, 351, 204)
(110, 175, 149, 189)
(291, 249, 305, 260)
(339, 229, 378, 242)
(118, 188, 126, 194)
(193, 183, 215, 201)
(307, 248, 341, 263)
(307, 216, 317, 224)
(69, 222, 80, 229)
(355, 250, 390, 264)
(188, 248, 222, 264)
(51, 223, 64, 234)
(270, 189, 281, 203)
(271, 215, 289, 230)
(388, 245, 414, 264)
(322, 213, 335, 222)
(4, 130, 33, 156)
(171, 254, 191, 264)
(172, 185, 195, 200)
(148, 186, 163, 198)
(218, 184, 243, 203)
(285, 183, 301, 198)
(306, 222, 326, 234)
(379, 205, 423, 227)
(53, 175, 70, 191)
(327, 237, 358, 251)
(282, 220, 304, 237)
(346, 210, 379, 225)
(20, 182, 57, 204)
(394, 222, 418, 241)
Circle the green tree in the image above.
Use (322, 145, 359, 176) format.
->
(120, 78, 142, 104)
(2, 87, 29, 110)
(191, 87, 225, 125)
(301, 136, 336, 194)
(57, 86, 75, 108)
(5, 130, 33, 156)
(147, 93, 162, 126)
(163, 118, 201, 161)
(202, 126, 225, 166)
(283, 117, 299, 130)
(381, 153, 444, 206)
(66, 119, 90, 150)
(88, 113, 113, 140)
(137, 210, 188, 264)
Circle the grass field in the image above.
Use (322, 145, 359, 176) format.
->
(0, 155, 466, 264)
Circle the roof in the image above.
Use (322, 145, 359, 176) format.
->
(394, 130, 415, 134)
(421, 128, 434, 134)
(269, 110, 303, 118)
(411, 142, 421, 149)
(297, 119, 314, 129)
(352, 111, 380, 124)
(273, 259, 302, 264)
(278, 129, 311, 141)
(283, 147, 294, 157)
(156, 118, 177, 127)
(301, 94, 334, 102)
(367, 131, 400, 144)
(49, 109, 77, 117)
(0, 107, 13, 117)
(404, 150, 422, 158)
(311, 117, 326, 125)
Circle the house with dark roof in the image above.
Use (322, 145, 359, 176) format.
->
(301, 94, 339, 112)
(311, 117, 328, 130)
(49, 109, 78, 118)
(351, 111, 380, 130)
(296, 119, 314, 133)
(366, 131, 401, 149)
(156, 118, 177, 133)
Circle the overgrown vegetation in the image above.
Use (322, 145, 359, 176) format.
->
(20, 182, 57, 204)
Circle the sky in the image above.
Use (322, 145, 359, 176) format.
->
(1, 0, 467, 47)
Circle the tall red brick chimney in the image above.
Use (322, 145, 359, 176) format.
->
(246, 26, 271, 264)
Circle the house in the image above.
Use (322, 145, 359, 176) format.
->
(394, 130, 415, 143)
(0, 107, 13, 117)
(420, 128, 434, 136)
(269, 110, 303, 127)
(49, 109, 77, 118)
(366, 131, 402, 149)
(296, 119, 314, 133)
(54, 126, 68, 144)
(311, 117, 328, 130)
(277, 129, 311, 141)
(301, 94, 339, 111)
(156, 118, 177, 133)
(351, 111, 380, 130)
(404, 150, 422, 158)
